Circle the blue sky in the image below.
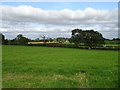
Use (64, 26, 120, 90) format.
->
(1, 2, 118, 10)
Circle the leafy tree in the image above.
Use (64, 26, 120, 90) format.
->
(56, 37, 66, 43)
(70, 29, 84, 46)
(34, 38, 40, 42)
(15, 34, 30, 45)
(70, 29, 105, 48)
(15, 34, 23, 40)
(82, 30, 105, 48)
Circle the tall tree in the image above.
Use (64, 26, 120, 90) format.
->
(70, 29, 105, 48)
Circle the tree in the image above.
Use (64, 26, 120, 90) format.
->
(0, 33, 5, 44)
(15, 34, 30, 45)
(70, 29, 84, 46)
(34, 38, 40, 42)
(40, 35, 46, 44)
(82, 30, 105, 48)
(47, 38, 53, 42)
(15, 34, 23, 40)
(70, 29, 105, 48)
(112, 38, 120, 41)
(56, 37, 66, 43)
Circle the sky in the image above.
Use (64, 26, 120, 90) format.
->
(0, 2, 118, 39)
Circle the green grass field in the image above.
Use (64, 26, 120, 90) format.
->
(2, 45, 118, 88)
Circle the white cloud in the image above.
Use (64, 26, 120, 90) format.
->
(0, 5, 118, 39)
(0, 5, 118, 25)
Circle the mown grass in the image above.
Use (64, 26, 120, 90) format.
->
(2, 45, 118, 88)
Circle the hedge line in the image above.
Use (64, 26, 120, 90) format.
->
(27, 43, 120, 51)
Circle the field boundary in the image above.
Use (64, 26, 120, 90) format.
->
(5, 44, 119, 51)
(27, 43, 120, 51)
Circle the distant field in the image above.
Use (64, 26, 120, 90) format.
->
(104, 40, 119, 46)
(62, 42, 119, 47)
(2, 45, 118, 88)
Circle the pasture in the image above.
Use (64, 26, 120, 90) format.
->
(2, 45, 118, 88)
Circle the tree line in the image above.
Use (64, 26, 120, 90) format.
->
(0, 33, 68, 45)
(0, 29, 120, 48)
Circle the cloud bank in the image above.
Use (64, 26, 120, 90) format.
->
(0, 5, 118, 39)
